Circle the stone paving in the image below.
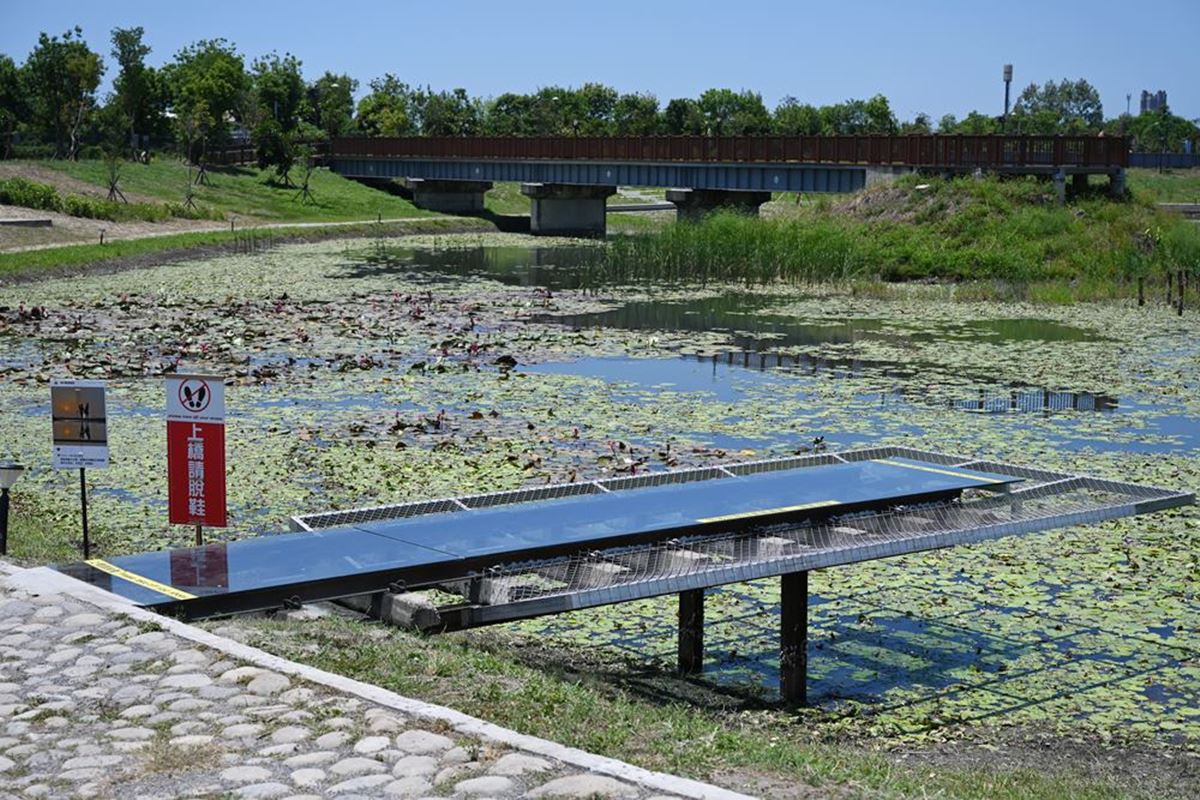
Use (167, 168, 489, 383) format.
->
(0, 572, 744, 800)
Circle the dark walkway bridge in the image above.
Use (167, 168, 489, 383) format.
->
(329, 134, 1129, 234)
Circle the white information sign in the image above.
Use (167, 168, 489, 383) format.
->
(51, 379, 109, 469)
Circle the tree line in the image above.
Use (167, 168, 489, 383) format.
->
(2, 26, 1197, 169)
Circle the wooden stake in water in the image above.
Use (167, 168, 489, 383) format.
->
(1167, 272, 1174, 306)
(1138, 276, 1145, 307)
(1179, 270, 1185, 316)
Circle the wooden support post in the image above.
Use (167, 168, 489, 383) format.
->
(1179, 270, 1186, 316)
(780, 570, 809, 705)
(678, 589, 704, 674)
(1137, 276, 1145, 307)
(1167, 271, 1174, 306)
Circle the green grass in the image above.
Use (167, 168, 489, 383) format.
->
(482, 182, 531, 216)
(587, 175, 1199, 292)
(234, 617, 1165, 800)
(30, 158, 432, 223)
(1127, 168, 1200, 203)
(0, 217, 491, 281)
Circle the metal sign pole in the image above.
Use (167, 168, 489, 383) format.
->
(79, 468, 90, 558)
(194, 524, 203, 546)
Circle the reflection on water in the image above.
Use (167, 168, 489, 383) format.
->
(339, 245, 595, 289)
(534, 294, 1102, 348)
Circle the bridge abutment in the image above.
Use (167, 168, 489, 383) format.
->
(401, 178, 493, 213)
(522, 183, 616, 236)
(666, 188, 772, 221)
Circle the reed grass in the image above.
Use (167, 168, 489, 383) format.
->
(586, 175, 1200, 291)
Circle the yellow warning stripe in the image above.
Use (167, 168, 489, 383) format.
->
(699, 499, 839, 524)
(84, 559, 196, 601)
(873, 459, 997, 483)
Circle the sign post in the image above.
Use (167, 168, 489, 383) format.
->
(166, 375, 227, 543)
(51, 379, 109, 558)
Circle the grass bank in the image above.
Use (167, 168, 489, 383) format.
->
(1127, 168, 1200, 203)
(590, 175, 1200, 293)
(22, 158, 429, 223)
(0, 217, 491, 282)
(227, 616, 1176, 800)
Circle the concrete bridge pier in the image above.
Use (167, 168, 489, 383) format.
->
(402, 178, 493, 213)
(522, 183, 616, 236)
(666, 188, 772, 221)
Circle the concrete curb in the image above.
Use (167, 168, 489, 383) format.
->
(2, 564, 756, 800)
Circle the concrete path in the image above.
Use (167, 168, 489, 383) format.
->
(0, 565, 752, 800)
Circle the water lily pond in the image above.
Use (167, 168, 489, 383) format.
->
(1, 233, 1197, 746)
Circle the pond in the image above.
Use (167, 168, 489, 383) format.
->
(0, 234, 1196, 742)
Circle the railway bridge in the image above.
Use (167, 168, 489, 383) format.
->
(329, 134, 1128, 235)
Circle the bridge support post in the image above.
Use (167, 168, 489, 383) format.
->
(401, 179, 493, 213)
(780, 570, 809, 706)
(522, 183, 616, 236)
(1053, 169, 1067, 206)
(1109, 169, 1127, 198)
(678, 588, 705, 674)
(666, 189, 772, 222)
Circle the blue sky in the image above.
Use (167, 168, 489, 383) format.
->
(2, 0, 1197, 122)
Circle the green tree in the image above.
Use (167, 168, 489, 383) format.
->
(772, 97, 821, 135)
(305, 71, 356, 139)
(613, 93, 660, 135)
(0, 54, 24, 158)
(1127, 106, 1199, 153)
(21, 27, 105, 158)
(482, 93, 533, 136)
(252, 52, 306, 131)
(414, 88, 481, 136)
(697, 88, 770, 135)
(899, 112, 933, 134)
(355, 74, 417, 136)
(662, 98, 704, 135)
(163, 38, 248, 162)
(110, 26, 164, 154)
(574, 83, 618, 135)
(1012, 78, 1103, 132)
(254, 118, 295, 184)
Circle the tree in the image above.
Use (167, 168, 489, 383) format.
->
(662, 98, 704, 135)
(574, 83, 618, 135)
(697, 88, 770, 135)
(255, 118, 294, 184)
(414, 88, 481, 136)
(111, 27, 164, 155)
(899, 112, 933, 135)
(355, 74, 416, 136)
(613, 93, 660, 135)
(163, 39, 248, 163)
(483, 93, 534, 136)
(252, 52, 306, 131)
(772, 97, 821, 135)
(1127, 106, 1199, 153)
(0, 54, 24, 159)
(305, 72, 356, 139)
(1012, 78, 1103, 133)
(21, 27, 104, 158)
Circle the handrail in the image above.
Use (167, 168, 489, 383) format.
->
(329, 134, 1128, 168)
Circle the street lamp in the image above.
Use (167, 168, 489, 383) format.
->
(0, 463, 24, 557)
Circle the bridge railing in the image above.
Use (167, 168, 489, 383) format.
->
(330, 135, 1128, 168)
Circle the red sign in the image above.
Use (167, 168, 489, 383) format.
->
(166, 376, 227, 527)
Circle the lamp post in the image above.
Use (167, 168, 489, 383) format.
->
(0, 463, 24, 557)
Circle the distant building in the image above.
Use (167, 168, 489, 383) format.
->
(1140, 89, 1168, 114)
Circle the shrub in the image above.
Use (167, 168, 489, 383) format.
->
(0, 177, 63, 212)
